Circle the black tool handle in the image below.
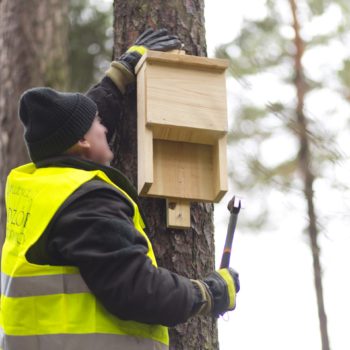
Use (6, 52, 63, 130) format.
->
(220, 212, 239, 269)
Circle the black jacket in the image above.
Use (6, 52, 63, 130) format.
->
(26, 77, 202, 327)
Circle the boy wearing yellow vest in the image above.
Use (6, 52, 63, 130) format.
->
(0, 29, 240, 350)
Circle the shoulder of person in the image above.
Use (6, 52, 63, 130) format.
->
(68, 178, 135, 215)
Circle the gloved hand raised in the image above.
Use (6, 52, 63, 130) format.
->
(106, 28, 182, 93)
(191, 268, 240, 318)
(119, 28, 182, 73)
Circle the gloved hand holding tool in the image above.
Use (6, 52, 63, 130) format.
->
(106, 28, 182, 93)
(191, 196, 241, 318)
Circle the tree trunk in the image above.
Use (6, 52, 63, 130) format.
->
(112, 1, 219, 349)
(0, 0, 69, 254)
(289, 1, 331, 349)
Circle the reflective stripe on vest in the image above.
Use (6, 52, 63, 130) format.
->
(1, 272, 90, 297)
(0, 328, 167, 350)
(0, 163, 169, 349)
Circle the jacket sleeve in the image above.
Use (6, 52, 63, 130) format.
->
(85, 76, 124, 143)
(46, 180, 198, 327)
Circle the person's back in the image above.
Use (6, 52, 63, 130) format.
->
(2, 161, 170, 349)
(0, 29, 240, 350)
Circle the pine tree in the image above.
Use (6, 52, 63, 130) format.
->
(0, 0, 69, 246)
(68, 0, 113, 92)
(112, 1, 218, 348)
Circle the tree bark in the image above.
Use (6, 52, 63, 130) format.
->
(0, 0, 69, 251)
(112, 1, 219, 349)
(289, 1, 331, 349)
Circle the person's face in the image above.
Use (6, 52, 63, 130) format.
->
(80, 115, 114, 166)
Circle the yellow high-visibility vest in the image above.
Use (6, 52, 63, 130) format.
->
(0, 163, 169, 350)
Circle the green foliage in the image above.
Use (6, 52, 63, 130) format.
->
(68, 0, 113, 92)
(308, 0, 327, 15)
(217, 17, 289, 78)
(309, 0, 350, 16)
(217, 0, 349, 232)
(338, 59, 350, 89)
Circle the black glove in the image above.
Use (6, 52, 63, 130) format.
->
(191, 268, 240, 318)
(106, 28, 182, 93)
(119, 28, 182, 73)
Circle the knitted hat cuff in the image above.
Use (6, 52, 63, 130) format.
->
(26, 95, 97, 162)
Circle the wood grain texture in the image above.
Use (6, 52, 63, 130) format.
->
(135, 49, 229, 73)
(136, 50, 228, 211)
(289, 0, 330, 348)
(113, 1, 219, 348)
(213, 136, 228, 202)
(166, 198, 191, 228)
(137, 64, 154, 195)
(147, 66, 227, 132)
(136, 51, 228, 134)
(150, 139, 214, 200)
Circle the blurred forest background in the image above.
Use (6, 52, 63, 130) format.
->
(210, 1, 350, 349)
(1, 0, 350, 349)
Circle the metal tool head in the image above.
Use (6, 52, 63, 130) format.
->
(227, 196, 241, 214)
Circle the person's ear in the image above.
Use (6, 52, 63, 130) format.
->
(76, 137, 91, 150)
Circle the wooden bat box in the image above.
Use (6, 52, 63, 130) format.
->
(135, 50, 229, 228)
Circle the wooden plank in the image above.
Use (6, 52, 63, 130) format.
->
(213, 135, 228, 202)
(136, 49, 229, 207)
(145, 64, 228, 134)
(167, 49, 186, 55)
(166, 199, 191, 228)
(135, 50, 229, 74)
(137, 64, 154, 195)
(148, 139, 215, 201)
(152, 124, 225, 145)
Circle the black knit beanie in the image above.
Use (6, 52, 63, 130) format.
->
(19, 87, 97, 162)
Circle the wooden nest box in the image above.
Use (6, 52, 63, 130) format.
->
(135, 50, 229, 229)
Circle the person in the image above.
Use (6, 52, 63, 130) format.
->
(0, 28, 240, 350)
